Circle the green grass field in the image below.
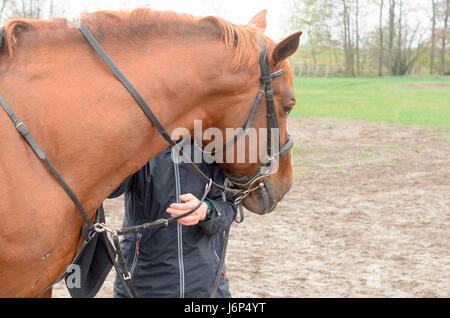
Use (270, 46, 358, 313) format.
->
(292, 76, 450, 131)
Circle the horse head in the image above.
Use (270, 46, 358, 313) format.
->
(201, 10, 302, 214)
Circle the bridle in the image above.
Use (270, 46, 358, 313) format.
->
(0, 20, 294, 298)
(191, 37, 294, 205)
(75, 21, 293, 203)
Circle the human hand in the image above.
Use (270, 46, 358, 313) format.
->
(166, 193, 208, 226)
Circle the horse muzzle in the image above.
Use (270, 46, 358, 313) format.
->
(241, 178, 292, 215)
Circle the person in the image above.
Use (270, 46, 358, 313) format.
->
(108, 138, 237, 298)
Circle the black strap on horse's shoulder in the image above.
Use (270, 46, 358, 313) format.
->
(0, 95, 94, 227)
(1, 27, 93, 227)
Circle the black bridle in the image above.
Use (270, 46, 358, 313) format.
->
(0, 21, 293, 298)
(224, 49, 294, 202)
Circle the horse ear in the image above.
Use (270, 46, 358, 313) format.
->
(271, 31, 302, 65)
(248, 9, 267, 33)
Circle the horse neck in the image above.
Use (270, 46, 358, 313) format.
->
(1, 34, 247, 218)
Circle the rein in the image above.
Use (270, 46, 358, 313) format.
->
(0, 20, 293, 298)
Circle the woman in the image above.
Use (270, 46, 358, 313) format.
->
(109, 138, 237, 298)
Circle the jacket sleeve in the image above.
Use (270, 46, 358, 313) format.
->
(198, 164, 237, 235)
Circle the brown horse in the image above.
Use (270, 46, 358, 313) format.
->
(0, 9, 301, 297)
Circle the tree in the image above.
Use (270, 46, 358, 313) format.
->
(11, 0, 45, 19)
(388, 0, 395, 74)
(4, 0, 54, 19)
(0, 1, 10, 22)
(355, 0, 361, 75)
(342, 0, 356, 76)
(378, 0, 384, 76)
(287, 0, 333, 70)
(391, 0, 426, 75)
(441, 0, 450, 74)
(431, 0, 437, 74)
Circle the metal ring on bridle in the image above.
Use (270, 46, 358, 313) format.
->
(93, 223, 116, 235)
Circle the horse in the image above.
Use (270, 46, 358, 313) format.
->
(0, 8, 301, 297)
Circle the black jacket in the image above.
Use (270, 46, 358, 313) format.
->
(109, 139, 237, 298)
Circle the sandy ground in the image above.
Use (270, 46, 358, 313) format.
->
(53, 117, 450, 298)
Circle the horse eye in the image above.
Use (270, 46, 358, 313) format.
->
(283, 105, 293, 114)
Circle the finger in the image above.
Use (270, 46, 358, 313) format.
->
(167, 207, 200, 216)
(166, 211, 200, 225)
(168, 201, 199, 210)
(179, 193, 197, 202)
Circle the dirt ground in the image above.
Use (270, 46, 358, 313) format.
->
(53, 117, 450, 298)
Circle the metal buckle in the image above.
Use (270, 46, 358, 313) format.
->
(15, 122, 29, 137)
(206, 178, 212, 192)
(123, 271, 131, 281)
(260, 160, 274, 175)
(234, 194, 246, 206)
(93, 222, 116, 235)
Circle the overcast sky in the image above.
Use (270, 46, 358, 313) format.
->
(2, 0, 432, 44)
(59, 0, 433, 42)
(60, 0, 290, 41)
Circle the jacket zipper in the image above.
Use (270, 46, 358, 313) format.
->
(214, 249, 220, 263)
(173, 149, 185, 298)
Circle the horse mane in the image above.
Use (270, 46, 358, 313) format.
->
(2, 17, 68, 56)
(1, 8, 268, 71)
